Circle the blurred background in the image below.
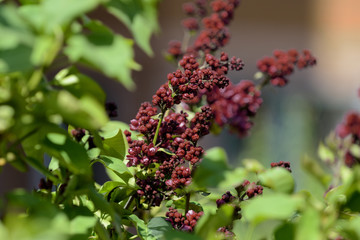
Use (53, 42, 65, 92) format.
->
(2, 0, 360, 196)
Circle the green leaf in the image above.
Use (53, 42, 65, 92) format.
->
(218, 167, 248, 189)
(55, 90, 108, 129)
(295, 208, 322, 240)
(19, 0, 102, 32)
(147, 217, 173, 239)
(106, 0, 160, 56)
(70, 215, 97, 235)
(65, 20, 140, 90)
(128, 214, 156, 240)
(195, 204, 234, 239)
(7, 189, 59, 217)
(338, 216, 360, 239)
(0, 44, 33, 73)
(274, 223, 296, 240)
(43, 131, 90, 174)
(242, 159, 265, 173)
(301, 155, 331, 187)
(94, 221, 111, 240)
(98, 181, 133, 202)
(99, 181, 126, 194)
(163, 230, 203, 240)
(1, 212, 70, 240)
(101, 129, 128, 160)
(233, 219, 283, 240)
(54, 68, 106, 104)
(31, 34, 60, 66)
(168, 197, 204, 213)
(99, 121, 131, 139)
(0, 5, 34, 72)
(0, 105, 14, 132)
(24, 156, 58, 183)
(87, 148, 101, 160)
(97, 155, 133, 184)
(192, 147, 230, 188)
(242, 194, 303, 225)
(258, 168, 295, 194)
(349, 144, 360, 158)
(87, 187, 123, 235)
(344, 190, 360, 212)
(318, 142, 335, 163)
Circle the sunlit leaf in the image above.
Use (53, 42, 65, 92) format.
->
(106, 0, 159, 56)
(195, 204, 234, 239)
(192, 147, 229, 188)
(43, 131, 90, 174)
(147, 217, 173, 239)
(128, 214, 156, 240)
(101, 129, 128, 160)
(54, 68, 106, 104)
(65, 21, 140, 90)
(259, 168, 295, 194)
(295, 208, 322, 240)
(242, 194, 303, 225)
(55, 90, 108, 130)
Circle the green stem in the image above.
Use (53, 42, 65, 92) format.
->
(152, 109, 166, 145)
(256, 75, 270, 91)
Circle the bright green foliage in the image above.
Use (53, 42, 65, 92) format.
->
(106, 0, 160, 56)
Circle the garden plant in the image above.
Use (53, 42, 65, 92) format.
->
(1, 0, 360, 239)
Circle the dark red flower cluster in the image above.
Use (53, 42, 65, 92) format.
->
(183, 2, 197, 15)
(166, 208, 204, 232)
(126, 140, 158, 167)
(270, 161, 292, 172)
(183, 0, 207, 17)
(71, 128, 85, 142)
(344, 151, 359, 168)
(166, 166, 192, 190)
(205, 80, 262, 137)
(336, 111, 360, 167)
(136, 177, 165, 206)
(38, 178, 53, 190)
(241, 180, 263, 199)
(257, 49, 316, 87)
(167, 40, 182, 59)
(129, 102, 158, 140)
(168, 0, 240, 58)
(216, 191, 236, 207)
(126, 104, 213, 206)
(194, 0, 240, 53)
(182, 17, 199, 31)
(154, 54, 236, 109)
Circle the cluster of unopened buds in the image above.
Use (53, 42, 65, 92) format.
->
(257, 49, 316, 87)
(271, 161, 292, 172)
(165, 207, 204, 232)
(126, 103, 213, 207)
